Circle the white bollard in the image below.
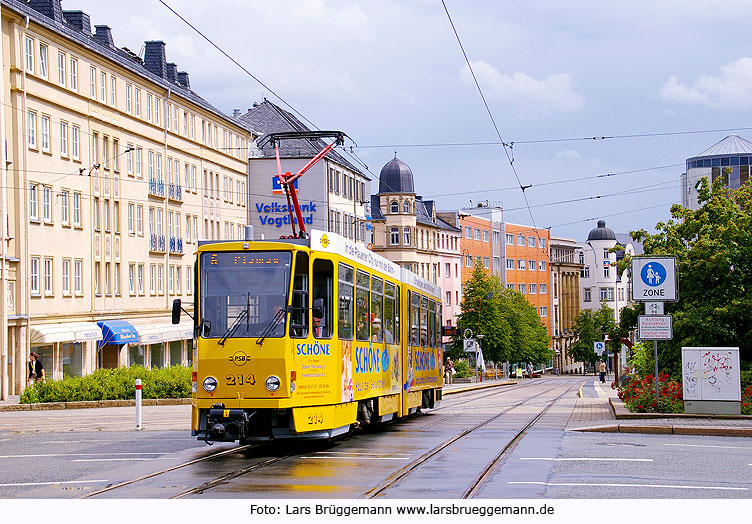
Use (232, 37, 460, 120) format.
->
(135, 379, 143, 430)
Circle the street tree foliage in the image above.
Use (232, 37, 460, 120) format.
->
(569, 303, 616, 365)
(453, 263, 551, 364)
(631, 177, 752, 374)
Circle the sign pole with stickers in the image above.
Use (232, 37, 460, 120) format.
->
(632, 256, 678, 408)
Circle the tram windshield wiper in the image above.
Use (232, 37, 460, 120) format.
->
(218, 293, 250, 347)
(256, 306, 288, 346)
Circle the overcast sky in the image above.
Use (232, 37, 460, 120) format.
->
(66, 0, 752, 241)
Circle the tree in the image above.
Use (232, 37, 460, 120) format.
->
(454, 262, 551, 364)
(569, 303, 616, 366)
(632, 177, 752, 374)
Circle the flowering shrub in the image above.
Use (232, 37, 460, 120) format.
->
(743, 383, 752, 416)
(613, 372, 684, 413)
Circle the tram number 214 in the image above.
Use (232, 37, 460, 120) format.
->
(307, 412, 324, 426)
(225, 374, 256, 386)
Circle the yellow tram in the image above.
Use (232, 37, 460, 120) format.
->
(174, 229, 444, 443)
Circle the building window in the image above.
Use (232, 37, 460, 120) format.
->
(94, 261, 101, 296)
(518, 284, 526, 294)
(57, 53, 65, 87)
(483, 257, 490, 269)
(60, 121, 68, 157)
(134, 88, 141, 116)
(540, 238, 546, 248)
(126, 84, 132, 113)
(584, 288, 591, 302)
(528, 236, 536, 247)
(61, 190, 69, 226)
(155, 97, 161, 125)
(74, 259, 82, 294)
(403, 201, 410, 214)
(506, 233, 514, 245)
(146, 93, 152, 121)
(62, 259, 71, 295)
(89, 66, 96, 98)
(70, 57, 78, 90)
(403, 227, 411, 246)
(100, 71, 106, 102)
(539, 260, 546, 271)
(446, 291, 451, 306)
(390, 201, 398, 214)
(30, 257, 40, 295)
(72, 125, 80, 160)
(40, 115, 50, 152)
(43, 257, 54, 295)
(27, 111, 37, 148)
(518, 259, 525, 270)
(540, 283, 547, 294)
(483, 230, 489, 242)
(25, 36, 34, 73)
(73, 192, 81, 226)
(110, 76, 116, 106)
(464, 255, 472, 267)
(608, 288, 614, 301)
(42, 186, 52, 222)
(465, 226, 472, 238)
(474, 228, 481, 240)
(138, 264, 145, 294)
(600, 288, 608, 301)
(150, 264, 156, 294)
(39, 43, 48, 79)
(390, 227, 399, 245)
(604, 266, 610, 278)
(528, 260, 536, 271)
(506, 258, 514, 270)
(581, 266, 590, 278)
(529, 283, 537, 294)
(29, 184, 39, 221)
(540, 306, 548, 317)
(603, 248, 610, 259)
(129, 263, 136, 295)
(517, 234, 525, 246)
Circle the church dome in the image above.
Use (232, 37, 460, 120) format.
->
(378, 155, 415, 194)
(587, 219, 616, 241)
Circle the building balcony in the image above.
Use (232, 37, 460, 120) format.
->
(149, 177, 165, 198)
(169, 236, 184, 254)
(168, 183, 183, 202)
(150, 234, 167, 253)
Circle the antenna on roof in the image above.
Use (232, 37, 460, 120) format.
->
(138, 45, 145, 60)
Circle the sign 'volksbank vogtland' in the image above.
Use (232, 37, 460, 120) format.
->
(254, 201, 317, 228)
(631, 256, 678, 302)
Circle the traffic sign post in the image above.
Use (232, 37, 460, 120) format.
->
(594, 341, 605, 356)
(632, 256, 679, 409)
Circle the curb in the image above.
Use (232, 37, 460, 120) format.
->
(0, 398, 192, 412)
(570, 423, 752, 437)
(609, 398, 752, 420)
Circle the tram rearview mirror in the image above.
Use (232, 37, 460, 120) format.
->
(172, 299, 181, 324)
(312, 298, 324, 319)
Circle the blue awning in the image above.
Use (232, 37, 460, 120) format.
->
(97, 320, 138, 347)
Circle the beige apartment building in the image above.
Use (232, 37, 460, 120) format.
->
(0, 0, 253, 399)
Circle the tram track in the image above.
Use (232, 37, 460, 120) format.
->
(361, 381, 574, 499)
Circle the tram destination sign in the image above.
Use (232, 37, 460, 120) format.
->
(638, 315, 673, 340)
(631, 256, 678, 302)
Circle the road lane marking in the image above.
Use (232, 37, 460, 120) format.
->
(520, 457, 653, 462)
(508, 481, 748, 491)
(71, 458, 174, 462)
(301, 456, 409, 460)
(0, 480, 109, 488)
(664, 443, 752, 450)
(0, 453, 166, 458)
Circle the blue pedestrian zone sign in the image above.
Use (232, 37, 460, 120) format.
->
(632, 256, 678, 302)
(641, 262, 666, 287)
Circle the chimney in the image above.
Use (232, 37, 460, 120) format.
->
(28, 0, 63, 22)
(93, 26, 114, 48)
(63, 11, 91, 35)
(177, 71, 190, 89)
(166, 63, 179, 83)
(233, 109, 241, 118)
(143, 41, 167, 78)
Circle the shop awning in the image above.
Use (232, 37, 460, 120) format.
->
(131, 323, 163, 344)
(159, 321, 194, 342)
(30, 322, 103, 345)
(97, 320, 138, 346)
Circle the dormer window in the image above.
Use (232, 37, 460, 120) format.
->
(403, 201, 410, 214)
(390, 201, 399, 214)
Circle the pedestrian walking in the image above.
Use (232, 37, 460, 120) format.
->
(33, 352, 45, 383)
(599, 359, 607, 383)
(444, 357, 454, 385)
(27, 353, 36, 386)
(526, 362, 534, 379)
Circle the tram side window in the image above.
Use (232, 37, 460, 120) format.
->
(371, 276, 383, 342)
(428, 299, 436, 348)
(437, 302, 442, 347)
(420, 296, 429, 347)
(410, 291, 420, 345)
(290, 252, 309, 338)
(338, 263, 354, 340)
(355, 270, 370, 342)
(312, 259, 333, 339)
(395, 286, 400, 344)
(384, 282, 396, 344)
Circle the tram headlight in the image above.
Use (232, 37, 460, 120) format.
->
(202, 376, 218, 392)
(265, 375, 281, 392)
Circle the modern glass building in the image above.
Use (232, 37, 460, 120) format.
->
(681, 135, 752, 210)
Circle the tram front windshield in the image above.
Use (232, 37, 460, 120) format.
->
(200, 251, 292, 339)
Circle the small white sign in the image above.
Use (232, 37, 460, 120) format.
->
(645, 302, 664, 315)
(632, 256, 678, 302)
(638, 315, 673, 340)
(463, 338, 476, 352)
(594, 341, 605, 355)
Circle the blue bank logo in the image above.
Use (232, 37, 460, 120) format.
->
(640, 262, 666, 287)
(381, 349, 390, 372)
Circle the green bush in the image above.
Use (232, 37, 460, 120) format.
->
(741, 370, 752, 390)
(614, 372, 684, 414)
(453, 359, 472, 378)
(20, 365, 191, 404)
